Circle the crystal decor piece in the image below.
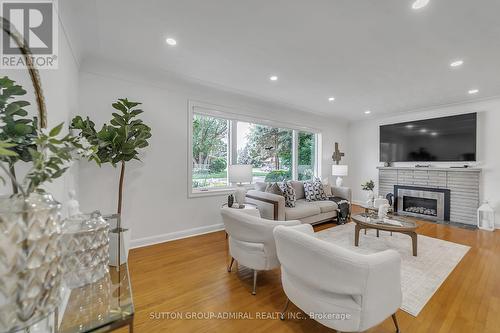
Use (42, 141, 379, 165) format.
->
(0, 193, 63, 332)
(62, 211, 110, 288)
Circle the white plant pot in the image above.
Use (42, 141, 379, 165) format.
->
(109, 229, 131, 266)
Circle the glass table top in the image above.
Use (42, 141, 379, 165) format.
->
(353, 212, 417, 229)
(57, 264, 134, 333)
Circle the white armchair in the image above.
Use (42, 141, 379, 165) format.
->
(221, 207, 301, 295)
(273, 224, 402, 332)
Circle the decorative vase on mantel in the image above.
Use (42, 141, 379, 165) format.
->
(0, 193, 64, 332)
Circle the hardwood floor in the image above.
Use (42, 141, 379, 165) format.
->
(120, 205, 500, 332)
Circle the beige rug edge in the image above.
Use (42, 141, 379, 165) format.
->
(316, 223, 470, 316)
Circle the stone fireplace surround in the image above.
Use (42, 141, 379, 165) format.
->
(378, 167, 480, 226)
(394, 185, 451, 221)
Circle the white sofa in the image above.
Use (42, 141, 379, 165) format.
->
(220, 207, 301, 295)
(274, 224, 402, 332)
(246, 180, 351, 224)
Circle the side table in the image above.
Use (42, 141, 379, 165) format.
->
(222, 203, 260, 238)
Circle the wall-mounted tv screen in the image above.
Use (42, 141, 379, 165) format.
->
(380, 113, 477, 162)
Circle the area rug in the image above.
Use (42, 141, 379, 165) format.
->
(316, 223, 470, 316)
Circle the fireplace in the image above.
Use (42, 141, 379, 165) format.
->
(394, 185, 450, 221)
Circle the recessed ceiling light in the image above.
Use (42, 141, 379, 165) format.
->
(450, 60, 464, 67)
(420, 128, 428, 133)
(364, 110, 371, 114)
(165, 38, 177, 46)
(431, 132, 438, 136)
(468, 89, 479, 95)
(328, 97, 335, 102)
(269, 75, 278, 81)
(405, 124, 415, 129)
(412, 0, 430, 10)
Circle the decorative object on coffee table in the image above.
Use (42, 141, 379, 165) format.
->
(477, 201, 495, 231)
(228, 194, 234, 207)
(352, 213, 418, 256)
(386, 193, 394, 206)
(361, 180, 375, 206)
(228, 164, 253, 205)
(332, 164, 348, 187)
(374, 196, 389, 209)
(378, 203, 391, 219)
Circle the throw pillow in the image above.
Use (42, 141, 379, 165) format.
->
(278, 181, 296, 208)
(322, 178, 333, 197)
(304, 178, 328, 201)
(266, 182, 283, 196)
(254, 182, 268, 192)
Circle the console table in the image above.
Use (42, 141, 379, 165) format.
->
(27, 264, 134, 333)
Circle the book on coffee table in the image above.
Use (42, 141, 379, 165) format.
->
(378, 218, 403, 227)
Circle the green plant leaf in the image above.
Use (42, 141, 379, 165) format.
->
(13, 123, 33, 136)
(49, 123, 64, 137)
(112, 102, 127, 113)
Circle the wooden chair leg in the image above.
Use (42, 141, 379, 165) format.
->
(392, 313, 400, 333)
(227, 257, 235, 272)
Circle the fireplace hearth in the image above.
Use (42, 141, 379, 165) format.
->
(395, 185, 450, 221)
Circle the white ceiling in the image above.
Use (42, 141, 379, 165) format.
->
(63, 0, 500, 121)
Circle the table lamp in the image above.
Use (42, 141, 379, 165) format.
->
(332, 164, 348, 187)
(228, 164, 253, 205)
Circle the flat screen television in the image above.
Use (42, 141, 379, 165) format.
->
(380, 113, 477, 162)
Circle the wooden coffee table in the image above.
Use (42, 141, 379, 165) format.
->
(352, 213, 418, 256)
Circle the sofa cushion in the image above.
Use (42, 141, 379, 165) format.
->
(312, 200, 338, 213)
(290, 181, 305, 199)
(285, 199, 321, 220)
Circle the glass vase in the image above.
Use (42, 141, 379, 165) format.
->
(0, 193, 63, 332)
(62, 211, 110, 288)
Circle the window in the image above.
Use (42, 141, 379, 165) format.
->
(236, 121, 292, 183)
(189, 103, 320, 195)
(298, 131, 316, 180)
(192, 114, 229, 189)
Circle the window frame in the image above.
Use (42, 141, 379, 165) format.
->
(188, 100, 322, 197)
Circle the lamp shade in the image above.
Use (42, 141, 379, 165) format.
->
(332, 164, 348, 176)
(228, 165, 253, 184)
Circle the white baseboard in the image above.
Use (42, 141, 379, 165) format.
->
(130, 223, 225, 249)
(352, 200, 365, 206)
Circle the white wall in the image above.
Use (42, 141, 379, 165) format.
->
(0, 11, 80, 206)
(77, 59, 349, 248)
(347, 98, 500, 227)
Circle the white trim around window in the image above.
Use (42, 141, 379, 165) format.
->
(188, 100, 321, 198)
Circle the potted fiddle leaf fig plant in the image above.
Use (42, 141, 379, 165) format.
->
(70, 98, 152, 266)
